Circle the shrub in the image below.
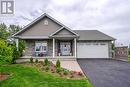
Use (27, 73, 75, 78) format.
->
(63, 70, 70, 75)
(78, 72, 83, 76)
(30, 57, 33, 63)
(128, 58, 130, 62)
(10, 40, 25, 63)
(0, 39, 13, 64)
(11, 45, 20, 63)
(56, 67, 63, 73)
(45, 66, 49, 71)
(56, 59, 61, 68)
(70, 75, 74, 78)
(44, 58, 49, 66)
(35, 59, 38, 63)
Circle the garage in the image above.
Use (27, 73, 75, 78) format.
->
(77, 42, 109, 58)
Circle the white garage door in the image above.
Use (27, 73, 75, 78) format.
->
(77, 42, 109, 58)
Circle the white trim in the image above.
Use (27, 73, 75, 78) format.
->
(49, 27, 64, 36)
(49, 27, 79, 37)
(74, 38, 77, 58)
(53, 38, 55, 58)
(15, 39, 19, 51)
(16, 36, 49, 39)
(13, 13, 79, 37)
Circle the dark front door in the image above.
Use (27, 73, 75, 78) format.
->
(60, 42, 71, 56)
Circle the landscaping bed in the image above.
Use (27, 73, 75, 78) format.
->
(0, 72, 10, 81)
(21, 58, 85, 79)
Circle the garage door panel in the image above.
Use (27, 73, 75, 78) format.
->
(77, 42, 109, 58)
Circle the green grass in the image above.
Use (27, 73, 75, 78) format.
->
(128, 55, 130, 62)
(0, 64, 92, 87)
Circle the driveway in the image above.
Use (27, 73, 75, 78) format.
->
(77, 59, 130, 87)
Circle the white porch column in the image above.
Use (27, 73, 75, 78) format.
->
(15, 39, 19, 51)
(74, 38, 77, 58)
(53, 38, 55, 58)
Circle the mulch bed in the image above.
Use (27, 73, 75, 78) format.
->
(0, 72, 10, 81)
(22, 61, 85, 79)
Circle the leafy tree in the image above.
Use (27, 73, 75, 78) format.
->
(0, 23, 9, 39)
(9, 25, 21, 35)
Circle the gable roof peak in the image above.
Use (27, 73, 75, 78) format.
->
(13, 13, 79, 37)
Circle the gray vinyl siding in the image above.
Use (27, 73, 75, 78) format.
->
(19, 17, 62, 37)
(54, 29, 75, 36)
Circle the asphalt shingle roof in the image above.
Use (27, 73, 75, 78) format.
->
(74, 30, 115, 40)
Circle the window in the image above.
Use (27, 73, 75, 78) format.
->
(86, 43, 91, 45)
(35, 41, 48, 56)
(100, 43, 106, 45)
(35, 41, 47, 52)
(44, 20, 48, 25)
(93, 43, 99, 45)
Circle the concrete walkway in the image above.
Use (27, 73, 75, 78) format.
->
(52, 60, 82, 72)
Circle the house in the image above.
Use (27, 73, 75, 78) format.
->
(13, 13, 115, 59)
(115, 46, 128, 60)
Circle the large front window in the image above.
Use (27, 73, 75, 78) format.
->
(35, 41, 47, 57)
(60, 42, 71, 56)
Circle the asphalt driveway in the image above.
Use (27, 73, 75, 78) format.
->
(77, 59, 130, 87)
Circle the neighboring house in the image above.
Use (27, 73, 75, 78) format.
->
(13, 13, 115, 59)
(115, 46, 128, 60)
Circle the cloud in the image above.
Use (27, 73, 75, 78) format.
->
(0, 0, 129, 45)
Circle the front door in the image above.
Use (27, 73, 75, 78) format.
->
(60, 42, 71, 56)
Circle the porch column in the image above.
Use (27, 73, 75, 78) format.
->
(74, 38, 77, 58)
(15, 39, 19, 51)
(53, 38, 55, 58)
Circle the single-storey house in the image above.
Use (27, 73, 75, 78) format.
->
(13, 13, 115, 59)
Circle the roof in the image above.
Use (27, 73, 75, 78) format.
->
(13, 13, 79, 37)
(74, 30, 116, 41)
(13, 13, 115, 41)
(49, 27, 79, 37)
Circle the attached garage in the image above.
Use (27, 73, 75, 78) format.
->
(77, 42, 109, 58)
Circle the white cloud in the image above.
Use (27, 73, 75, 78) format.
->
(0, 0, 129, 45)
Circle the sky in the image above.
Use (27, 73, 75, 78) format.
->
(0, 0, 130, 46)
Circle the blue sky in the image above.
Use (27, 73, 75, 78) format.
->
(0, 0, 130, 46)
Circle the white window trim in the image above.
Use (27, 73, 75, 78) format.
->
(35, 41, 47, 53)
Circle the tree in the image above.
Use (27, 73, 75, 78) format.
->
(8, 25, 22, 35)
(0, 23, 9, 39)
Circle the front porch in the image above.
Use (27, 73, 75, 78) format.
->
(18, 37, 77, 59)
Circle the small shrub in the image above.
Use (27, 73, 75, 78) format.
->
(45, 66, 49, 71)
(63, 70, 69, 75)
(35, 59, 38, 63)
(59, 72, 63, 77)
(56, 59, 61, 68)
(78, 72, 83, 76)
(70, 75, 74, 78)
(30, 57, 33, 63)
(56, 67, 63, 73)
(44, 58, 49, 66)
(51, 68, 54, 71)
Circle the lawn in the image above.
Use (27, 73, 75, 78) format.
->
(0, 64, 92, 87)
